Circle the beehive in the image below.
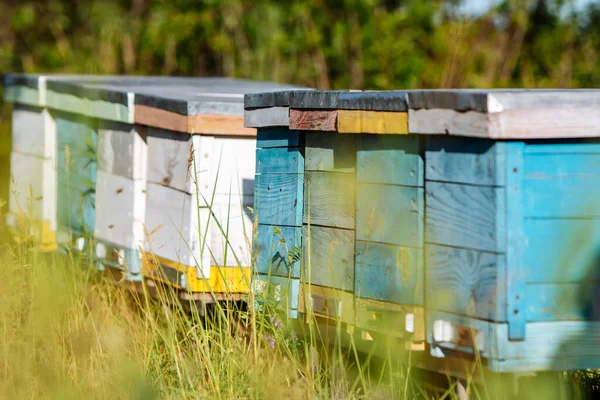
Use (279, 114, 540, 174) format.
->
(408, 89, 600, 372)
(137, 80, 302, 297)
(2, 74, 112, 251)
(245, 90, 306, 318)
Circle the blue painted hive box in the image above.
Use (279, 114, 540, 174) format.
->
(247, 90, 427, 347)
(409, 89, 600, 372)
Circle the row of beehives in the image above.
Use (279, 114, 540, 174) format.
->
(247, 89, 600, 374)
(4, 74, 600, 376)
(3, 74, 301, 299)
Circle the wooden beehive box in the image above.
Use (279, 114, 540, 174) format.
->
(245, 90, 307, 318)
(2, 74, 114, 251)
(137, 80, 302, 297)
(409, 89, 600, 372)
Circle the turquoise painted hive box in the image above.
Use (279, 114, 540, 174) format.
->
(408, 89, 600, 373)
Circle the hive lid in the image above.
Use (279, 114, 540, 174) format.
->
(244, 88, 313, 109)
(337, 91, 409, 111)
(407, 89, 600, 112)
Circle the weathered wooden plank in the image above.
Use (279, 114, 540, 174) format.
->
(244, 89, 312, 109)
(425, 136, 505, 186)
(302, 225, 354, 292)
(146, 129, 206, 193)
(524, 218, 600, 283)
(425, 243, 505, 322)
(355, 298, 425, 340)
(299, 284, 354, 324)
(409, 108, 600, 139)
(523, 153, 600, 218)
(256, 147, 304, 174)
(254, 173, 303, 227)
(356, 183, 423, 248)
(408, 89, 600, 113)
(244, 107, 289, 128)
(494, 320, 600, 372)
(11, 104, 56, 158)
(425, 181, 505, 253)
(136, 104, 188, 132)
(189, 114, 256, 136)
(305, 132, 356, 173)
(289, 90, 347, 109)
(94, 170, 146, 249)
(254, 274, 300, 318)
(357, 135, 423, 186)
(144, 181, 211, 276)
(303, 171, 355, 229)
(256, 127, 303, 149)
(524, 138, 600, 154)
(254, 224, 302, 278)
(355, 241, 423, 305)
(337, 91, 409, 112)
(289, 109, 337, 132)
(97, 122, 147, 180)
(337, 110, 408, 134)
(525, 283, 600, 322)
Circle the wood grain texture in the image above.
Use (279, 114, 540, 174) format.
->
(356, 183, 423, 248)
(355, 298, 425, 340)
(302, 225, 355, 292)
(146, 131, 208, 194)
(256, 147, 304, 174)
(337, 110, 408, 134)
(337, 91, 409, 112)
(11, 104, 56, 158)
(189, 114, 256, 136)
(303, 171, 355, 229)
(254, 274, 300, 318)
(97, 122, 147, 179)
(299, 283, 354, 324)
(409, 108, 600, 139)
(523, 153, 600, 218)
(425, 181, 505, 253)
(407, 89, 600, 112)
(425, 136, 505, 186)
(254, 173, 303, 227)
(305, 131, 356, 173)
(289, 109, 337, 131)
(256, 127, 303, 149)
(244, 107, 289, 128)
(425, 243, 505, 321)
(355, 241, 423, 305)
(254, 224, 302, 278)
(136, 104, 188, 132)
(289, 90, 346, 109)
(494, 321, 600, 372)
(135, 105, 256, 135)
(357, 135, 423, 186)
(94, 170, 146, 249)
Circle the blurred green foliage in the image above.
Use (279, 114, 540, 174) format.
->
(0, 0, 599, 89)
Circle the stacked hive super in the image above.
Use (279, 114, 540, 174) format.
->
(2, 74, 119, 251)
(247, 90, 426, 351)
(249, 88, 600, 375)
(134, 80, 303, 300)
(409, 90, 600, 373)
